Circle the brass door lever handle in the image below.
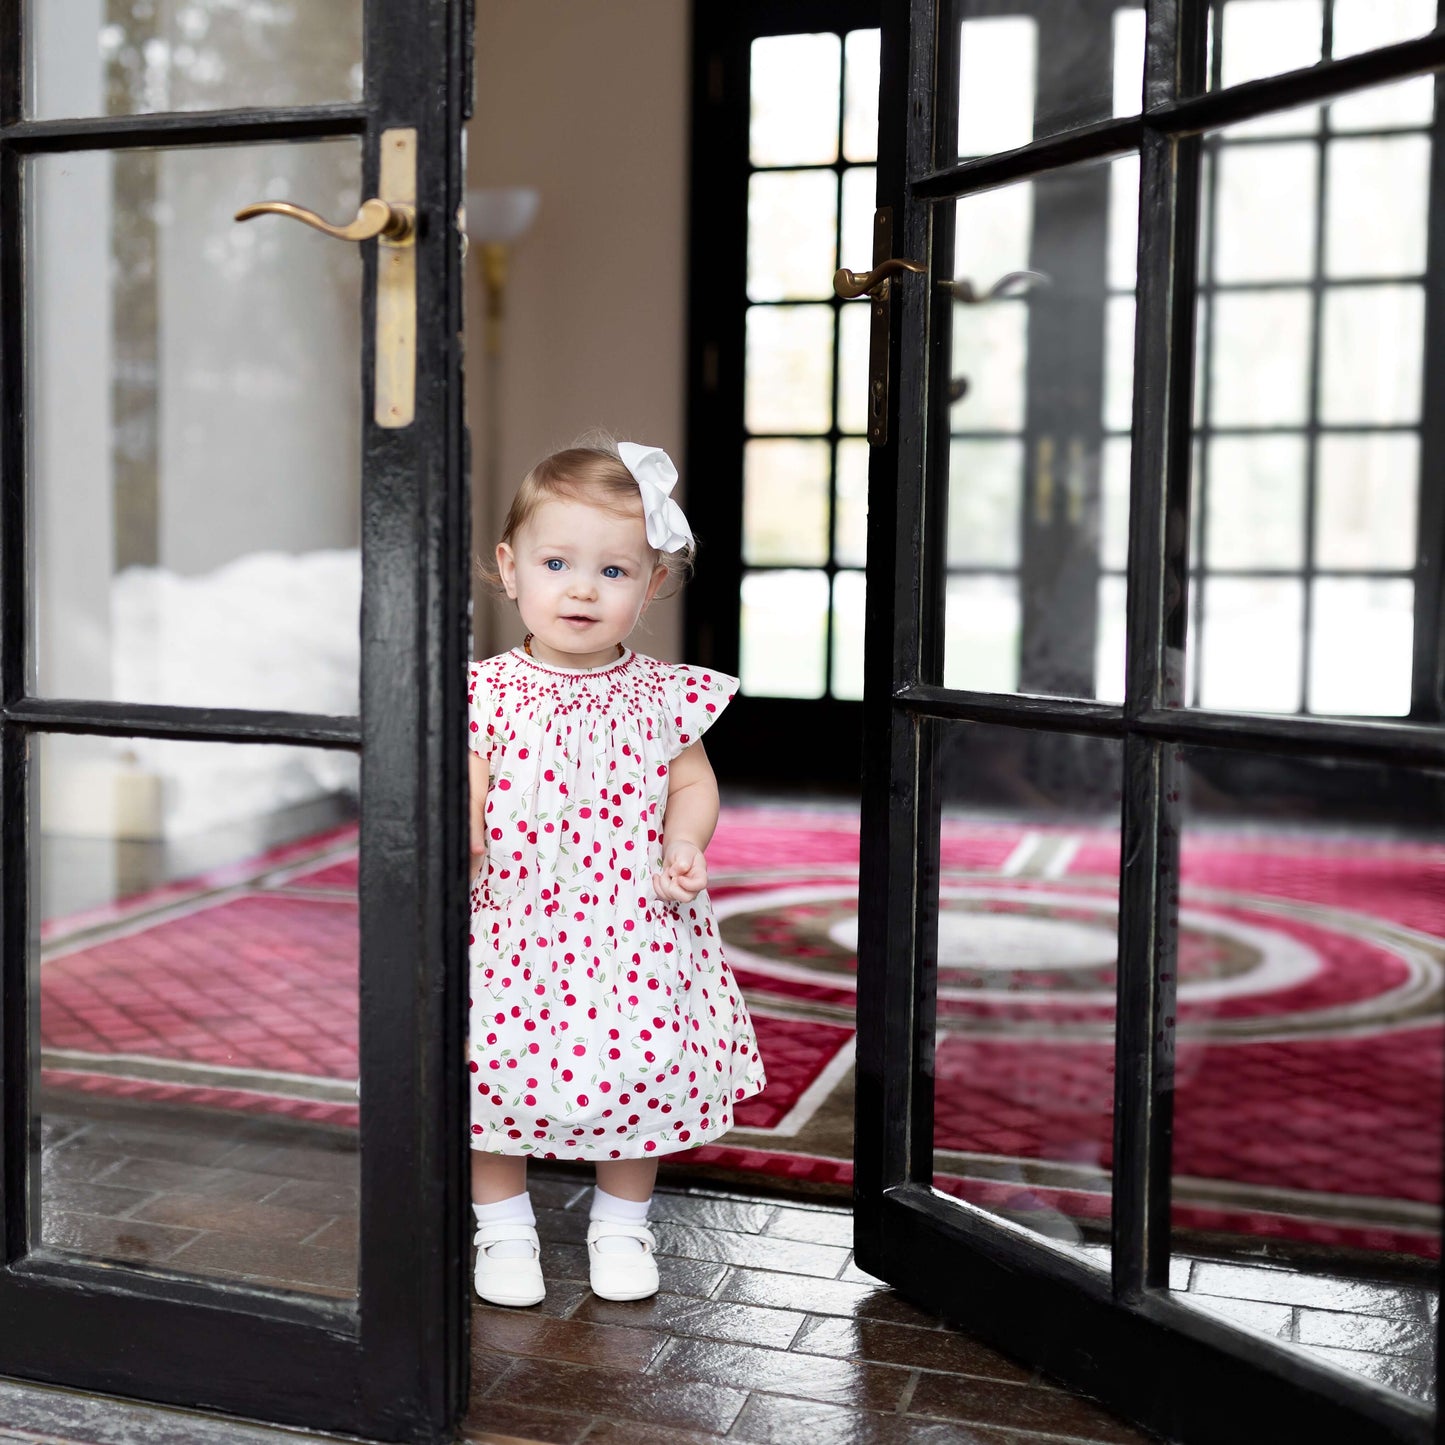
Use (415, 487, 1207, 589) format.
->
(833, 257, 927, 299)
(234, 196, 416, 245)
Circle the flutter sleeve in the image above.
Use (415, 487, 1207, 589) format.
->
(466, 663, 493, 761)
(658, 662, 738, 761)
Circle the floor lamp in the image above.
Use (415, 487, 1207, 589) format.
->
(465, 186, 539, 657)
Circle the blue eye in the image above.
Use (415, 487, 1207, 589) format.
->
(545, 559, 565, 572)
(602, 565, 624, 579)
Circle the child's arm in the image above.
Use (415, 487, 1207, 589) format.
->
(653, 741, 718, 905)
(469, 751, 490, 883)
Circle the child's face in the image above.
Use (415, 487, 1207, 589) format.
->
(497, 496, 666, 668)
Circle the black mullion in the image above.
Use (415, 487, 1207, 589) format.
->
(1203, 271, 1427, 291)
(1296, 113, 1330, 716)
(1410, 62, 1445, 722)
(0, 104, 367, 152)
(5, 700, 360, 749)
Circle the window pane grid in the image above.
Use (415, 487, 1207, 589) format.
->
(743, 28, 880, 702)
(1189, 49, 1431, 717)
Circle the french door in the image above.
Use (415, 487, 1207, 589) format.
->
(857, 3, 1444, 1442)
(0, 3, 472, 1439)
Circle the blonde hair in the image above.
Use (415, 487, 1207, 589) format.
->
(476, 432, 695, 597)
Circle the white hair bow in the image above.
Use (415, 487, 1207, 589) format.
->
(618, 441, 695, 553)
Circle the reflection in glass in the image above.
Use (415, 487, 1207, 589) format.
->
(949, 306, 1028, 432)
(835, 440, 869, 567)
(26, 0, 363, 119)
(1314, 435, 1419, 570)
(957, 16, 1037, 157)
(744, 306, 835, 434)
(831, 571, 866, 701)
(1169, 746, 1440, 1401)
(947, 442, 1022, 568)
(842, 29, 880, 163)
(30, 143, 362, 713)
(945, 577, 1019, 694)
(37, 734, 359, 1295)
(750, 33, 841, 167)
(1199, 578, 1303, 713)
(1203, 438, 1306, 570)
(929, 722, 1122, 1257)
(1320, 286, 1424, 426)
(743, 441, 830, 566)
(740, 570, 828, 698)
(747, 171, 838, 302)
(1309, 580, 1414, 716)
(953, 167, 1033, 284)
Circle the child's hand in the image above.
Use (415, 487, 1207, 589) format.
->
(653, 840, 707, 904)
(469, 752, 490, 883)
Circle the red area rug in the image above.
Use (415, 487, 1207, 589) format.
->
(39, 806, 1443, 1259)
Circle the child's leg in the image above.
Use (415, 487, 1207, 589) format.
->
(593, 1157, 658, 1202)
(472, 1149, 528, 1204)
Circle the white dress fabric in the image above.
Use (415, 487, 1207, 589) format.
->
(467, 646, 766, 1160)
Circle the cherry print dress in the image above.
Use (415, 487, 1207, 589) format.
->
(466, 646, 766, 1161)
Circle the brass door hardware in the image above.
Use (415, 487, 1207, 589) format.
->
(234, 126, 418, 428)
(832, 255, 926, 300)
(837, 209, 926, 445)
(234, 195, 416, 243)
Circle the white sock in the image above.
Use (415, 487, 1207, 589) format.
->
(473, 1192, 536, 1259)
(590, 1186, 652, 1255)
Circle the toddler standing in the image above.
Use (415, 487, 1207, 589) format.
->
(466, 438, 766, 1306)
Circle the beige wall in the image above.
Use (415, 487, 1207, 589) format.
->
(467, 1, 690, 662)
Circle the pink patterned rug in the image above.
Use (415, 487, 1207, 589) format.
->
(39, 806, 1443, 1259)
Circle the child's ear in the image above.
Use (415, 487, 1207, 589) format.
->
(643, 562, 668, 606)
(496, 542, 518, 599)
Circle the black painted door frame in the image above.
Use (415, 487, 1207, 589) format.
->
(856, 4, 1445, 1444)
(0, 4, 472, 1441)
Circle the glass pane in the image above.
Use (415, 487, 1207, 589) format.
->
(1198, 578, 1304, 712)
(1100, 437, 1131, 573)
(740, 570, 828, 698)
(840, 167, 876, 285)
(953, 179, 1033, 287)
(37, 734, 359, 1296)
(1320, 285, 1425, 426)
(1108, 153, 1140, 293)
(1170, 746, 1440, 1404)
(1211, 0, 1323, 135)
(943, 157, 1135, 704)
(831, 571, 866, 701)
(1334, 0, 1438, 56)
(743, 441, 830, 567)
(837, 303, 870, 437)
(835, 439, 869, 568)
(842, 29, 880, 163)
(26, 0, 363, 119)
(1325, 137, 1430, 279)
(956, 16, 1037, 157)
(750, 34, 841, 167)
(1208, 292, 1313, 427)
(949, 306, 1028, 432)
(1214, 143, 1317, 284)
(1309, 579, 1414, 715)
(947, 441, 1023, 568)
(1203, 437, 1306, 570)
(744, 305, 835, 434)
(945, 577, 1019, 694)
(1095, 575, 1128, 704)
(1315, 434, 1419, 570)
(1331, 73, 1435, 133)
(949, 3, 1142, 160)
(930, 721, 1123, 1260)
(30, 143, 362, 712)
(747, 171, 838, 303)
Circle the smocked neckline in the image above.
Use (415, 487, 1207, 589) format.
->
(510, 646, 636, 678)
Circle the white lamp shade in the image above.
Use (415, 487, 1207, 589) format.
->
(465, 186, 540, 244)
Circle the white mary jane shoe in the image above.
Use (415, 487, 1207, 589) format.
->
(586, 1219, 660, 1302)
(473, 1222, 545, 1307)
